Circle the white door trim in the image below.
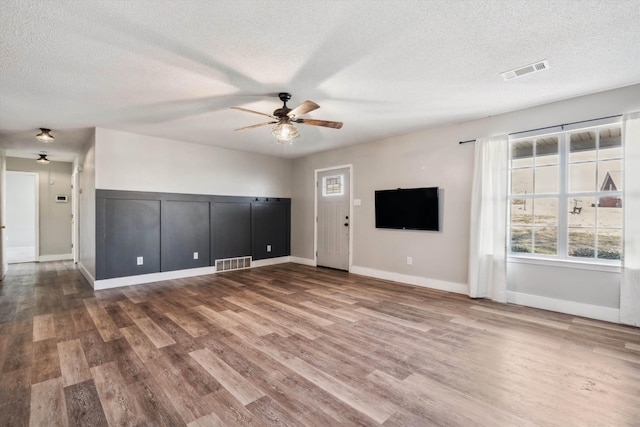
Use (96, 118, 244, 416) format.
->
(0, 148, 6, 278)
(72, 169, 79, 263)
(314, 164, 353, 271)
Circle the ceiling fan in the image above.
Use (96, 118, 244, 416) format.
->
(231, 92, 343, 143)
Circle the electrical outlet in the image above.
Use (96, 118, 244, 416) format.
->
(266, 244, 272, 252)
(136, 256, 143, 265)
(407, 256, 413, 265)
(193, 252, 198, 260)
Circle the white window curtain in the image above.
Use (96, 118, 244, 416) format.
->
(620, 112, 640, 326)
(468, 135, 509, 302)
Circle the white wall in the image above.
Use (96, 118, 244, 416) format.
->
(95, 128, 292, 197)
(78, 130, 96, 282)
(291, 83, 640, 321)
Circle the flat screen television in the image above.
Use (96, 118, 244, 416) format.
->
(375, 187, 439, 231)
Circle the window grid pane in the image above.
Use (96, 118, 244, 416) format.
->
(509, 123, 623, 263)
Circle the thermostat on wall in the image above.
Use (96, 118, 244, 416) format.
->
(56, 195, 69, 203)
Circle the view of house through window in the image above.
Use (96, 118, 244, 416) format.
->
(508, 124, 622, 262)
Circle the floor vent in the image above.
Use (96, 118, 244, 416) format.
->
(500, 60, 549, 81)
(215, 256, 251, 272)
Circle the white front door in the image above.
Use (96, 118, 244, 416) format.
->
(6, 172, 38, 263)
(317, 167, 350, 271)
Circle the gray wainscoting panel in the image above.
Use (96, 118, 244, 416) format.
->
(96, 190, 290, 279)
(211, 202, 251, 262)
(162, 200, 210, 271)
(103, 198, 161, 278)
(251, 202, 290, 260)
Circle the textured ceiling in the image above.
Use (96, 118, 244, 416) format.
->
(1, 0, 639, 162)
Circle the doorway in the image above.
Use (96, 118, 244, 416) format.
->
(315, 165, 352, 271)
(6, 171, 38, 263)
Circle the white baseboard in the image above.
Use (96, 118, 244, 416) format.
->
(92, 256, 292, 290)
(251, 256, 291, 268)
(78, 262, 96, 288)
(94, 266, 218, 290)
(38, 253, 73, 262)
(350, 265, 468, 295)
(507, 291, 620, 323)
(290, 256, 316, 267)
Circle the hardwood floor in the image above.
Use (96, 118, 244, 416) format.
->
(1, 261, 640, 426)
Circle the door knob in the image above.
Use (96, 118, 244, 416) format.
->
(344, 223, 349, 226)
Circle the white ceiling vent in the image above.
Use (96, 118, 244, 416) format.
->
(500, 60, 550, 81)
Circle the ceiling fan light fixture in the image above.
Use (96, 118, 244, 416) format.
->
(36, 128, 55, 143)
(36, 154, 50, 164)
(272, 121, 300, 144)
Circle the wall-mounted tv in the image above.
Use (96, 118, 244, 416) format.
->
(375, 187, 439, 231)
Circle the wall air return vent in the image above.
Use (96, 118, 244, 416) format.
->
(215, 256, 251, 272)
(500, 60, 549, 81)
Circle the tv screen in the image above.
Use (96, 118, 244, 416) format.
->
(375, 187, 439, 231)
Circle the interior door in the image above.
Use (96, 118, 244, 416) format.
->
(317, 167, 350, 270)
(6, 171, 38, 263)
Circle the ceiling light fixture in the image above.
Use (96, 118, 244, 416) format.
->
(36, 154, 50, 164)
(36, 128, 55, 143)
(271, 119, 300, 144)
(232, 92, 342, 144)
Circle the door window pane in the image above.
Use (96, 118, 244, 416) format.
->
(323, 175, 343, 196)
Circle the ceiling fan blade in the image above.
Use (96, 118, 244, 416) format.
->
(235, 121, 277, 131)
(288, 100, 320, 117)
(295, 118, 343, 129)
(230, 107, 276, 119)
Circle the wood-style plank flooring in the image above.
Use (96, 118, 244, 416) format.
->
(1, 261, 640, 426)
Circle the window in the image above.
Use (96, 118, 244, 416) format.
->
(322, 175, 343, 196)
(508, 124, 622, 263)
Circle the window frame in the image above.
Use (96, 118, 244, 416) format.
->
(507, 121, 623, 268)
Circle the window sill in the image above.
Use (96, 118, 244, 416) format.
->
(507, 255, 621, 273)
